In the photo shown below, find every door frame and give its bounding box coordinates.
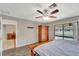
[2,19,17,49]
[38,25,49,42]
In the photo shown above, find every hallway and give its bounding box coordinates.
[2,45,31,56]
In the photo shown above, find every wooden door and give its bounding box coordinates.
[38,25,49,42]
[38,25,42,42]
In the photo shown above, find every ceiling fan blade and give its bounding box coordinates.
[51,9,59,14]
[37,10,43,15]
[35,16,43,18]
[49,3,57,8]
[49,16,56,18]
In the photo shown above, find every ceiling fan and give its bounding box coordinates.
[35,3,59,20]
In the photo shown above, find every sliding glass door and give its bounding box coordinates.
[54,25,63,40]
[54,23,74,40]
[63,23,74,40]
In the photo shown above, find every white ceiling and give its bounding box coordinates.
[0,3,79,23]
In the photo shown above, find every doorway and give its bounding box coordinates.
[2,24,16,50]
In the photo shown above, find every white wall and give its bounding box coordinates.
[0,22,1,39]
[2,25,6,39]
[0,17,1,39]
[0,40,1,54]
[48,25,55,41]
[16,20,38,47]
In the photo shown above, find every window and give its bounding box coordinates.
[54,23,74,40]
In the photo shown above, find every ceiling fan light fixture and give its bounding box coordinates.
[43,17,49,20]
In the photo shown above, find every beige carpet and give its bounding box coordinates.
[2,45,31,56]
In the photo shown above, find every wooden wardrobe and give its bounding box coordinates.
[38,25,49,42]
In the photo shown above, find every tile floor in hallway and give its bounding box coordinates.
[2,45,31,56]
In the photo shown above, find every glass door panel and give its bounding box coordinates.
[63,23,74,40]
[55,25,63,40]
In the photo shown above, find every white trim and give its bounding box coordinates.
[0,16,2,56]
[16,21,18,47]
